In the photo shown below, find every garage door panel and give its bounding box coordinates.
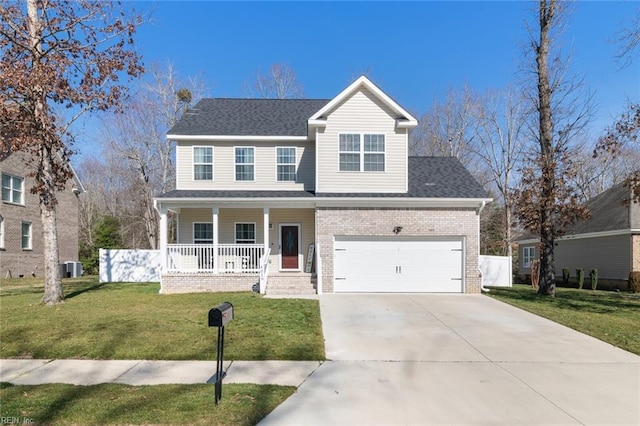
[334,238,463,293]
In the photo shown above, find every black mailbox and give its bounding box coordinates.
[208,302,233,327]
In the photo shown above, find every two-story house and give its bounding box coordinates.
[0,150,84,278]
[154,76,491,295]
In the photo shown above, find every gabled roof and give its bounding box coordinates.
[567,182,636,235]
[308,76,417,128]
[516,181,639,243]
[167,98,330,139]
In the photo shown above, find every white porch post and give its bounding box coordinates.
[212,207,219,273]
[263,207,270,255]
[159,206,168,274]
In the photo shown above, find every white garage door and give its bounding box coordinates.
[334,237,464,293]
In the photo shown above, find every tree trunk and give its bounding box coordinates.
[536,0,557,296]
[41,201,64,305]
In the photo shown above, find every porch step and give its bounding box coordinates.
[266,273,317,296]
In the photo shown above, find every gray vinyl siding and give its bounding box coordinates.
[554,235,631,280]
[517,243,537,276]
[316,88,407,193]
[175,141,315,191]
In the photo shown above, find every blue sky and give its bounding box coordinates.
[76,1,639,159]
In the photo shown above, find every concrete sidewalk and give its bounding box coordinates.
[0,359,321,387]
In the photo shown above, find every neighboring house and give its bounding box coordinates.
[516,182,640,288]
[0,150,84,278]
[154,76,491,295]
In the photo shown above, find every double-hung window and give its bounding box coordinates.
[193,223,213,244]
[339,133,385,172]
[22,222,31,250]
[235,223,256,244]
[193,147,213,181]
[522,246,536,268]
[235,147,255,181]
[2,173,24,204]
[276,147,296,182]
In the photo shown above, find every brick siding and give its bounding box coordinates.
[160,273,258,294]
[316,207,481,293]
[1,152,80,278]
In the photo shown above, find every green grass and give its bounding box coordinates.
[0,277,325,361]
[486,284,640,355]
[0,382,294,425]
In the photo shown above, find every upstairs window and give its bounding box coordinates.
[522,246,536,268]
[2,173,24,204]
[364,134,385,171]
[235,147,255,181]
[193,147,213,181]
[235,223,256,244]
[193,223,213,244]
[339,134,385,172]
[276,147,296,182]
[22,221,32,250]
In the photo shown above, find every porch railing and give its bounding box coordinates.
[166,244,265,274]
[259,248,271,294]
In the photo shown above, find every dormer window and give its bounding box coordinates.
[339,134,385,172]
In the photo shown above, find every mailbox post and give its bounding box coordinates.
[208,302,233,405]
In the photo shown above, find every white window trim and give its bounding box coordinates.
[0,214,4,249]
[2,173,25,205]
[275,146,297,182]
[338,133,386,173]
[234,222,257,244]
[523,246,535,268]
[234,146,256,182]
[192,146,214,181]
[193,222,213,244]
[21,221,32,250]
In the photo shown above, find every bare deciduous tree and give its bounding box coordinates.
[244,63,304,99]
[471,88,528,257]
[0,0,143,304]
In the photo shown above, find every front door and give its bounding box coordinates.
[280,224,300,270]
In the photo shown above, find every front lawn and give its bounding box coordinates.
[0,382,294,425]
[486,284,640,355]
[0,277,325,361]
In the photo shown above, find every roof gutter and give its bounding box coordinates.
[166,134,308,142]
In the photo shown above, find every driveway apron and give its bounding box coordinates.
[260,294,640,426]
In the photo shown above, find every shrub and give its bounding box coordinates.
[562,268,570,286]
[630,271,640,293]
[590,269,598,290]
[576,268,584,289]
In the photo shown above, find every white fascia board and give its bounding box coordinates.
[396,119,418,129]
[308,119,327,128]
[314,197,492,209]
[167,134,308,142]
[516,228,640,245]
[308,76,417,123]
[155,197,316,210]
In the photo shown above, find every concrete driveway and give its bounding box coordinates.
[260,294,640,426]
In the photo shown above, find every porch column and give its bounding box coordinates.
[263,207,270,256]
[159,205,168,273]
[212,207,219,272]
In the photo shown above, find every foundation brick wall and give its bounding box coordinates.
[160,273,258,294]
[316,207,481,293]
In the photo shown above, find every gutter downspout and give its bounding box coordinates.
[477,200,489,292]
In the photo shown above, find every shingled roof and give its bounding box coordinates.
[158,157,489,200]
[168,98,331,137]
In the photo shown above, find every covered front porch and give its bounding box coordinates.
[156,201,317,294]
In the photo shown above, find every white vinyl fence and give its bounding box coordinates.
[99,249,161,283]
[479,255,512,287]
